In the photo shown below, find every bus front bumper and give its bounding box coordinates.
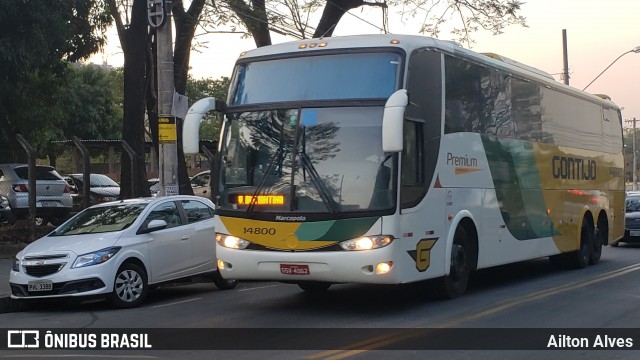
[215,243,403,284]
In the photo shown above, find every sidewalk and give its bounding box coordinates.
[1,245,24,313]
[1,258,11,298]
[1,242,24,298]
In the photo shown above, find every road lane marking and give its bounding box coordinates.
[237,284,280,292]
[151,297,202,309]
[307,263,640,359]
[1,356,156,359]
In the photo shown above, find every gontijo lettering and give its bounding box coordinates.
[552,156,596,180]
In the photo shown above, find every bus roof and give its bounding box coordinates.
[236,34,620,110]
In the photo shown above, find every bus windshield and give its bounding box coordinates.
[230,52,402,105]
[218,107,395,214]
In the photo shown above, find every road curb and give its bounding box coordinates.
[0,296,27,314]
[0,242,25,259]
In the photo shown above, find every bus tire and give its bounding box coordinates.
[589,228,603,265]
[298,282,331,293]
[437,226,472,299]
[212,270,238,290]
[568,222,592,269]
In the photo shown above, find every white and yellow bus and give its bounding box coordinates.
[183,34,624,298]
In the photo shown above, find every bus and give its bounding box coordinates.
[183,34,625,298]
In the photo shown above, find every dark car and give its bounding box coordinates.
[65,173,120,211]
[622,194,640,245]
[0,195,16,226]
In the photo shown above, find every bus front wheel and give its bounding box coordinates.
[297,282,331,293]
[437,227,472,299]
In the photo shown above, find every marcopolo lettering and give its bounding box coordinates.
[552,156,596,180]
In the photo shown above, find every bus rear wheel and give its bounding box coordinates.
[589,228,603,265]
[437,227,471,299]
[568,221,592,269]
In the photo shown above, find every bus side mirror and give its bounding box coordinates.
[382,89,408,153]
[183,97,226,154]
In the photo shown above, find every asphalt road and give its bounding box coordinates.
[2,244,640,359]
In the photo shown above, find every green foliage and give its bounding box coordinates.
[0,0,112,161]
[62,64,123,141]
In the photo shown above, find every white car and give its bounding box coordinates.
[10,195,236,308]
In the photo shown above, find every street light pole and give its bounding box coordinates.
[627,118,639,190]
[583,46,640,91]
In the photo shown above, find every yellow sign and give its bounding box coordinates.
[158,117,176,142]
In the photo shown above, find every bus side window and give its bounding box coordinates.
[445,100,466,133]
[401,120,425,207]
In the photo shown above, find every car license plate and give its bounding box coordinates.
[28,280,53,292]
[630,231,640,237]
[37,201,59,208]
[280,264,310,275]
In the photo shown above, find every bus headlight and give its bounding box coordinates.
[340,236,393,251]
[216,233,250,249]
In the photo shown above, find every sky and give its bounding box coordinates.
[89,0,640,123]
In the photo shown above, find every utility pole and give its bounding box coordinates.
[562,29,570,85]
[148,0,178,197]
[626,118,638,190]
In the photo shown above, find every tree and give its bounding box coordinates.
[0,0,111,162]
[206,0,526,47]
[106,0,151,198]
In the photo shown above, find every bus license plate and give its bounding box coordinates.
[28,280,53,292]
[280,264,310,275]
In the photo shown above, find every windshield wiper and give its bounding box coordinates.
[246,145,285,216]
[298,151,339,213]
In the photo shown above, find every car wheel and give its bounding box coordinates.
[109,262,148,308]
[48,216,66,226]
[211,270,238,290]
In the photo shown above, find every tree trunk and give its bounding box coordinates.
[313,0,366,38]
[172,0,206,195]
[119,0,150,199]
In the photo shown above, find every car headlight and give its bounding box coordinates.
[12,258,20,272]
[216,233,250,249]
[72,246,121,268]
[340,235,394,251]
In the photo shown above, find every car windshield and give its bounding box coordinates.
[626,196,640,213]
[51,203,148,235]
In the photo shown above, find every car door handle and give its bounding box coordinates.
[181,235,190,241]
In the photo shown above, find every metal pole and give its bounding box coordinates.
[156,0,178,197]
[634,118,638,190]
[562,29,570,85]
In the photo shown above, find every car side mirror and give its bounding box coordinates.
[138,219,168,234]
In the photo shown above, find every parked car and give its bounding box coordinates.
[621,193,640,245]
[0,164,72,225]
[148,178,160,197]
[65,173,120,210]
[190,170,211,198]
[0,195,16,226]
[10,195,237,308]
